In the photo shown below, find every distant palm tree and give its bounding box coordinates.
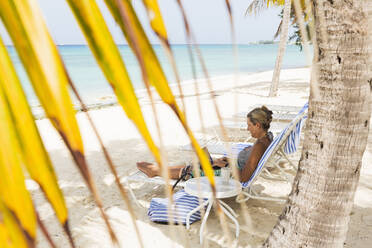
[247,0,313,97]
[269,0,291,97]
[246,0,290,97]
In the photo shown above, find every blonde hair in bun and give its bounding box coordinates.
[247,105,273,131]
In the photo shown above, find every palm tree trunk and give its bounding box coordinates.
[269,0,291,97]
[367,0,372,77]
[263,1,371,247]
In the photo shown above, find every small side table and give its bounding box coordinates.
[184,176,242,243]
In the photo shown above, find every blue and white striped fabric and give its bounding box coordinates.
[283,103,308,154]
[241,103,308,188]
[148,190,206,225]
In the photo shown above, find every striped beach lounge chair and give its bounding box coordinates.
[237,102,308,203]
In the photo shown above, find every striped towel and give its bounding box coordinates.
[148,190,206,225]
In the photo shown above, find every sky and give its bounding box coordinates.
[0,0,283,45]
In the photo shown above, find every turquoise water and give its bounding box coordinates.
[6,44,309,108]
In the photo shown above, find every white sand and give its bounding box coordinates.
[31,67,372,247]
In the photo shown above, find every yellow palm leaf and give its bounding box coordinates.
[0,1,117,243]
[0,0,84,166]
[0,37,68,227]
[0,86,36,244]
[267,0,285,7]
[0,222,7,248]
[104,0,174,103]
[105,0,216,186]
[0,218,12,248]
[141,0,168,42]
[0,202,28,248]
[65,0,161,164]
[0,201,31,248]
[0,224,10,248]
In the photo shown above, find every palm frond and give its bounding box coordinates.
[0,84,36,245]
[105,0,216,188]
[246,0,285,16]
[141,0,187,115]
[0,201,29,248]
[66,0,161,166]
[246,0,269,16]
[0,0,117,244]
[0,36,69,236]
[141,0,168,43]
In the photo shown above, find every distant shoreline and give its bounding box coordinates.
[6,42,292,47]
[32,66,308,120]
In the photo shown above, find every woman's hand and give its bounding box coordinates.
[213,157,229,168]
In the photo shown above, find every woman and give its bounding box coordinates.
[137,106,273,183]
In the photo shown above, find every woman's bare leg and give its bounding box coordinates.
[136,162,160,177]
[136,162,186,179]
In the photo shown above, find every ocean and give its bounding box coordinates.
[6,44,309,114]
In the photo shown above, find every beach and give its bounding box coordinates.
[31,67,372,247]
[7,44,309,119]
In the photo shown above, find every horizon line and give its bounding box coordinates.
[5,41,281,46]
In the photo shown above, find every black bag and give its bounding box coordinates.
[172,149,216,190]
